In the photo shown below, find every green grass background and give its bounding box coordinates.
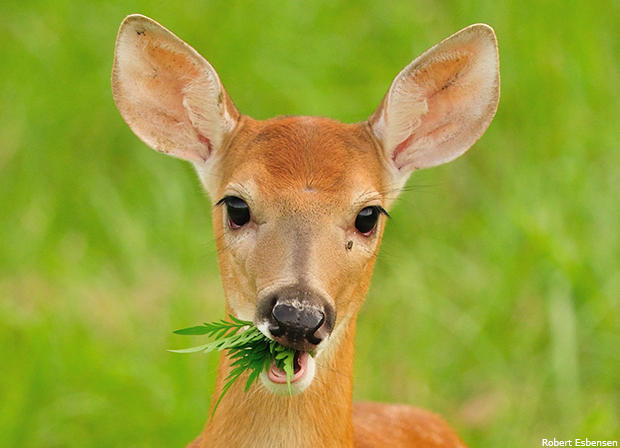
[1,0,619,446]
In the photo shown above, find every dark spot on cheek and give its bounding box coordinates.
[136,30,145,36]
[346,241,353,250]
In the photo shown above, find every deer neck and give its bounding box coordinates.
[200,315,358,448]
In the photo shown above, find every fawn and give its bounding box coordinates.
[112,14,499,448]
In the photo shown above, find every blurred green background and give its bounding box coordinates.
[1,0,619,446]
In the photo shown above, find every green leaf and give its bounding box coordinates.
[171,314,298,417]
[275,351,290,360]
[173,326,213,335]
[167,344,213,353]
[245,367,261,392]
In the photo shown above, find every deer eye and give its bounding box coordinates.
[355,206,385,235]
[220,196,251,228]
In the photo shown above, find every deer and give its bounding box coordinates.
[111,14,499,448]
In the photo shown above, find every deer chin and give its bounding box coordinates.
[260,351,316,395]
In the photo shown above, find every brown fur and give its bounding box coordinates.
[353,403,468,448]
[193,116,468,448]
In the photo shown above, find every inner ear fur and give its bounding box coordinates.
[369,24,500,184]
[112,14,239,164]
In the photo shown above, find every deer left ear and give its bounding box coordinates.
[369,24,500,190]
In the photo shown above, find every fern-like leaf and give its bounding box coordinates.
[170,315,297,417]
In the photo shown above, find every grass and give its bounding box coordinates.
[1,0,619,446]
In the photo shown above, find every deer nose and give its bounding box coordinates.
[271,302,326,346]
[255,285,335,352]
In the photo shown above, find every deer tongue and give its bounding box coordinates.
[267,351,309,384]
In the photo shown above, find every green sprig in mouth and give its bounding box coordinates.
[170,315,311,417]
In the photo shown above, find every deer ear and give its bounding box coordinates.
[369,24,500,189]
[112,14,239,164]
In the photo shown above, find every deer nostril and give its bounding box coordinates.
[272,303,297,327]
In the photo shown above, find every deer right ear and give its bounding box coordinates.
[369,24,500,192]
[112,14,239,164]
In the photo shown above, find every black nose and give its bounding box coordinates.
[271,302,326,346]
[255,284,335,351]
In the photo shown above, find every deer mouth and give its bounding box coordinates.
[267,351,310,384]
[261,350,316,394]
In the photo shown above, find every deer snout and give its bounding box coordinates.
[256,286,335,352]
